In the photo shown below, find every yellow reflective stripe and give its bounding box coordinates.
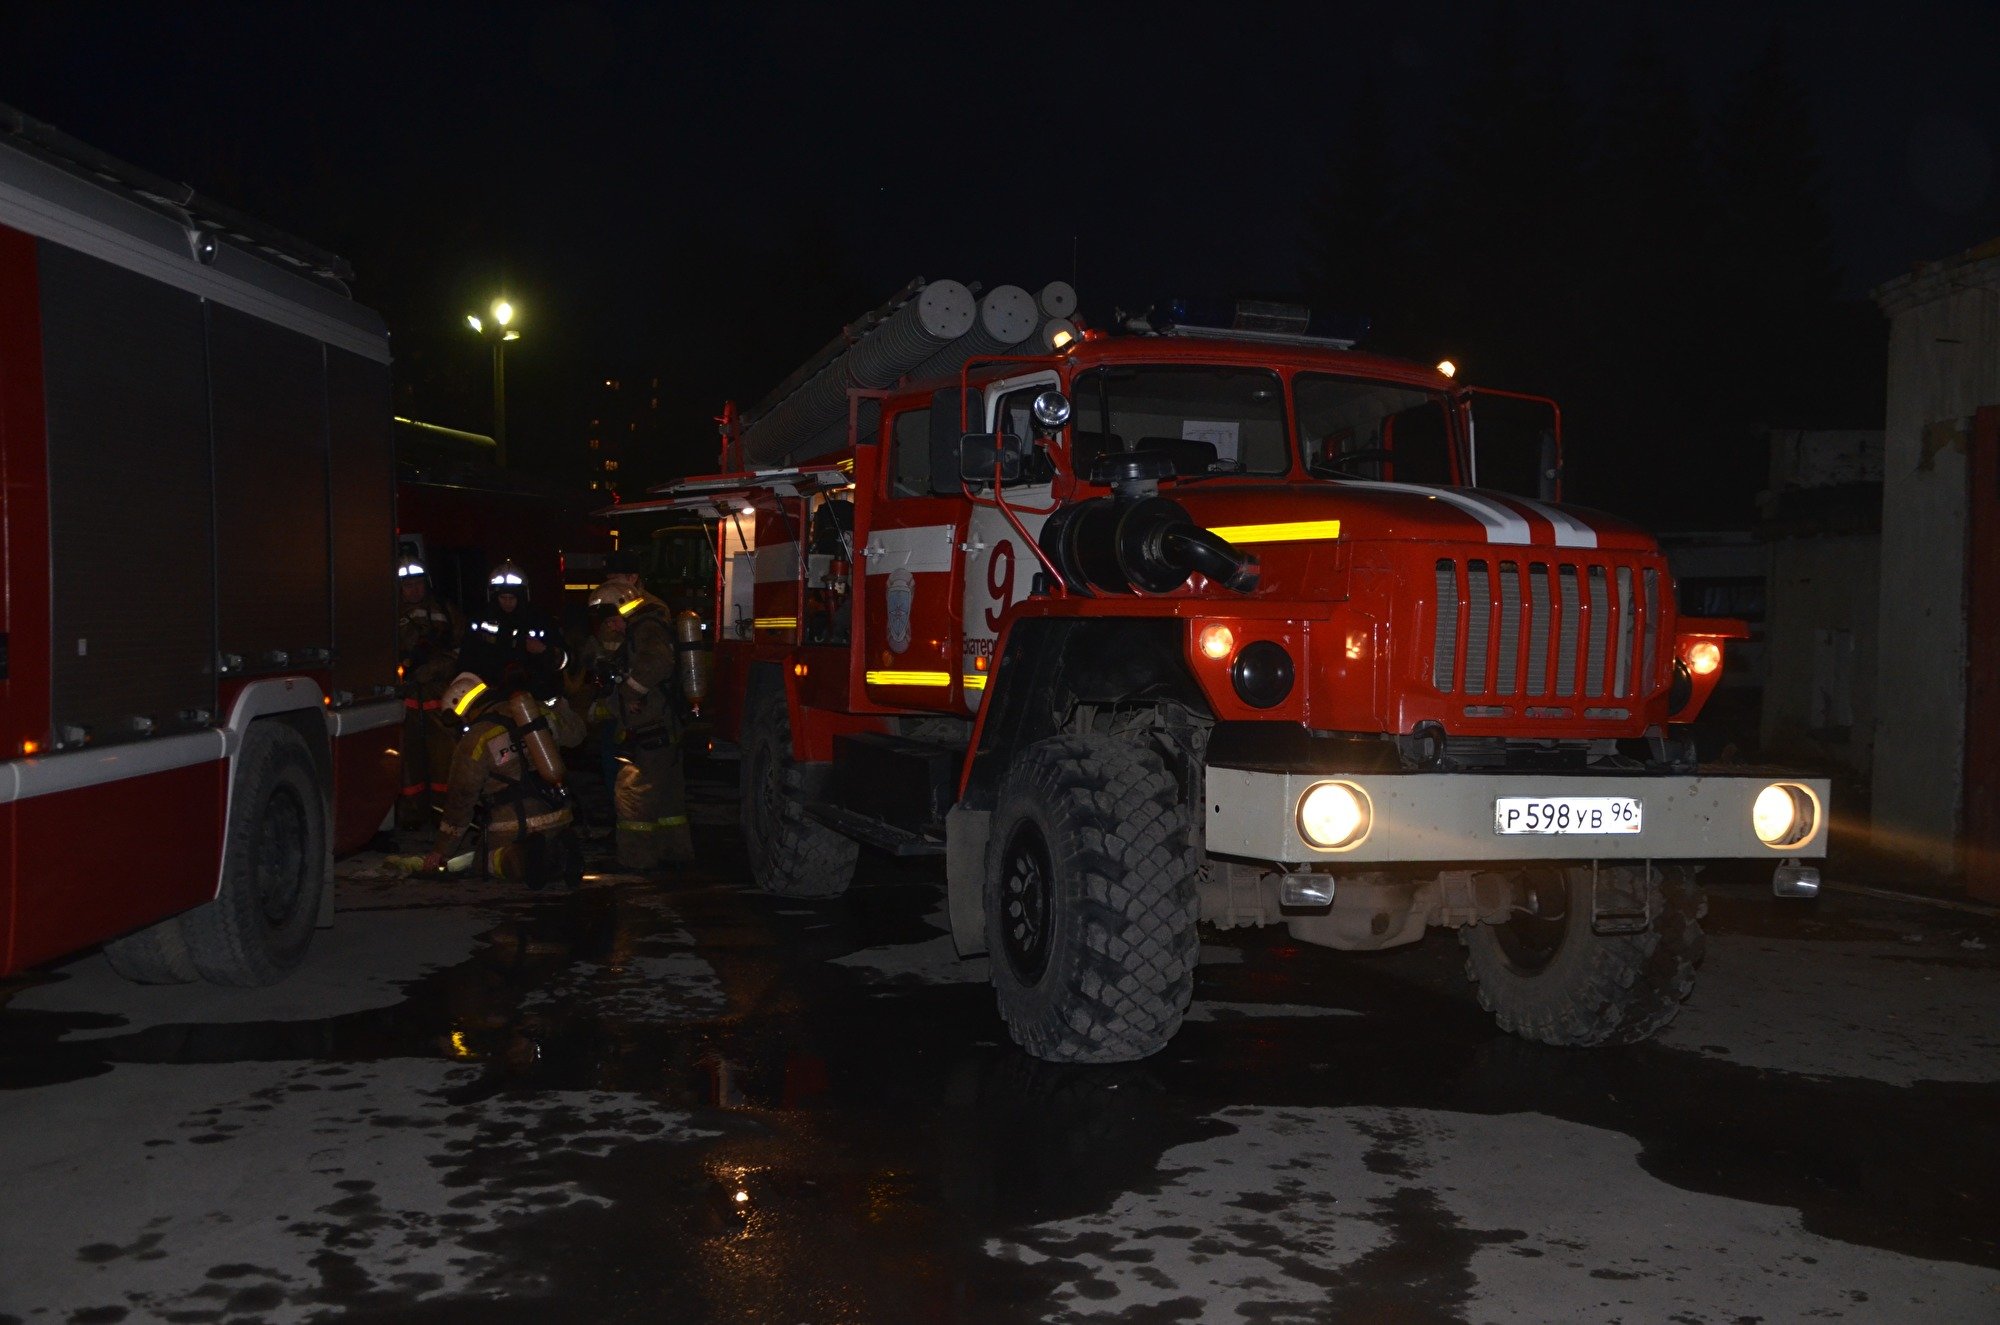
[866,670,952,687]
[617,597,644,615]
[620,816,690,831]
[452,681,488,716]
[655,815,688,827]
[1206,519,1342,544]
[962,673,988,690]
[752,617,798,630]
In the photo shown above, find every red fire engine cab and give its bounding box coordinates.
[626,280,1829,1064]
[0,106,400,983]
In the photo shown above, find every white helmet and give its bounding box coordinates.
[442,671,491,721]
[588,582,641,615]
[487,561,528,602]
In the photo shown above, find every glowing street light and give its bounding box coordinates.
[465,297,521,466]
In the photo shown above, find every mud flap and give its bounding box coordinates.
[946,803,990,956]
[1589,859,1652,935]
[316,842,336,929]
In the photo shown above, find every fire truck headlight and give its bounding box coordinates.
[1298,781,1371,850]
[1230,640,1294,708]
[1752,783,1818,848]
[1686,640,1722,676]
[1197,623,1235,661]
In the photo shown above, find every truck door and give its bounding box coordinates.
[959,370,1062,713]
[858,399,965,710]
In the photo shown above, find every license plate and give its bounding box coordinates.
[1494,796,1643,835]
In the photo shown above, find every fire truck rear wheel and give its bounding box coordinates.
[984,734,1198,1063]
[742,691,857,897]
[1459,864,1705,1047]
[183,722,327,987]
[103,915,198,984]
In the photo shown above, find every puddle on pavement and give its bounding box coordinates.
[3,790,1997,1322]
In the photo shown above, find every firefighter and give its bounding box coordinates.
[460,560,565,702]
[395,554,463,828]
[582,580,694,870]
[419,672,584,890]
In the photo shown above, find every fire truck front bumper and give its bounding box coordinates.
[1204,767,1831,864]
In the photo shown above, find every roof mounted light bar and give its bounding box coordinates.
[1132,297,1367,350]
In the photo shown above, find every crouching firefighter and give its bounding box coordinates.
[585,582,694,870]
[420,673,585,890]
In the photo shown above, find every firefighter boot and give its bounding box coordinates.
[615,752,667,871]
[655,741,695,866]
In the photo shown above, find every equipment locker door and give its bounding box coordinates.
[959,370,1061,713]
[859,400,964,710]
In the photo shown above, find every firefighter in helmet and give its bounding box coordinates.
[459,560,566,705]
[420,672,584,889]
[395,553,464,828]
[582,577,693,870]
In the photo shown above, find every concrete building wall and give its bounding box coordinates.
[1870,246,2000,869]
[1761,534,1880,776]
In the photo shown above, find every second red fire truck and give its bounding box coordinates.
[625,279,1830,1065]
[0,106,400,985]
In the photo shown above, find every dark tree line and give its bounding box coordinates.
[1302,27,1883,528]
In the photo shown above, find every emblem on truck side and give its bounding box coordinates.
[886,568,915,654]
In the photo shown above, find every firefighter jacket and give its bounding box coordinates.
[397,594,462,690]
[433,701,571,853]
[461,601,565,701]
[586,594,680,742]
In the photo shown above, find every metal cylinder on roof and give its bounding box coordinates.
[909,284,1037,382]
[739,279,974,465]
[1037,280,1077,319]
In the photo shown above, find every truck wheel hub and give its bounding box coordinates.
[999,821,1055,981]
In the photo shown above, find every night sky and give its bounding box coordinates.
[4,1,1998,502]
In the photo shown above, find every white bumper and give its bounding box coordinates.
[1204,766,1830,863]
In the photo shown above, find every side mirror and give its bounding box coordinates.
[960,432,1024,483]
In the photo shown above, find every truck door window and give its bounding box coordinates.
[890,407,933,497]
[1294,374,1456,486]
[1071,366,1288,477]
[993,385,1059,485]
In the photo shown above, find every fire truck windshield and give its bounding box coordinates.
[1070,366,1289,478]
[1295,374,1457,486]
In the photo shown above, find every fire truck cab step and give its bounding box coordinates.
[826,732,958,835]
[804,802,947,857]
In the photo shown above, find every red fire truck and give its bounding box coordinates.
[626,280,1829,1064]
[0,107,400,984]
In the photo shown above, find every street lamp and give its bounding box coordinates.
[465,298,521,466]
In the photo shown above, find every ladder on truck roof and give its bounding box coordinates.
[0,100,356,292]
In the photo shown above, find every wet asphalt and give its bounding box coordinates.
[2,764,1998,1323]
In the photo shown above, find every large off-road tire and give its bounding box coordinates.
[1460,863,1705,1047]
[182,721,328,987]
[740,689,857,898]
[984,734,1198,1063]
[103,915,198,984]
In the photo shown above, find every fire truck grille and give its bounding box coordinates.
[1432,558,1660,703]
